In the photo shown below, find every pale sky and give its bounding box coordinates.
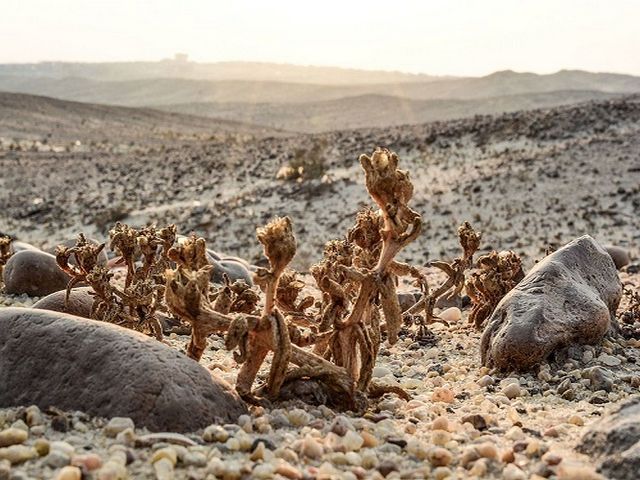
[1,0,639,76]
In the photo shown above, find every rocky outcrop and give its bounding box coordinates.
[2,250,70,297]
[578,398,640,480]
[481,235,621,370]
[0,308,247,432]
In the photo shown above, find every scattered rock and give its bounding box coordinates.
[33,287,94,318]
[0,308,247,432]
[604,245,630,270]
[3,250,70,297]
[578,397,640,480]
[481,236,622,370]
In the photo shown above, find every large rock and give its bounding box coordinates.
[0,308,247,432]
[210,258,253,286]
[578,398,640,480]
[3,250,70,297]
[33,287,94,318]
[480,235,621,370]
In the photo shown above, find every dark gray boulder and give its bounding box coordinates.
[604,245,631,270]
[480,235,621,371]
[3,250,70,297]
[210,258,253,286]
[0,308,247,432]
[33,286,94,318]
[578,397,640,480]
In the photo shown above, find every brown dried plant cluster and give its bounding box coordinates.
[56,147,506,411]
[164,147,423,410]
[621,286,640,325]
[403,222,481,335]
[466,250,524,328]
[0,236,13,287]
[56,225,177,340]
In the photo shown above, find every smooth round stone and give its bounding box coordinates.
[502,382,522,399]
[427,447,452,467]
[439,307,462,323]
[3,250,70,297]
[0,429,28,448]
[54,466,81,480]
[604,245,630,270]
[33,287,94,319]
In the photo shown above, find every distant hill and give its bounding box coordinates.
[0,60,447,85]
[155,90,623,132]
[0,92,283,143]
[1,61,639,133]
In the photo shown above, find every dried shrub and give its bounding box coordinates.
[165,147,421,410]
[0,236,13,287]
[466,250,524,328]
[277,139,328,181]
[404,222,480,334]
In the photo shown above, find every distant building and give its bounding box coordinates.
[173,53,189,63]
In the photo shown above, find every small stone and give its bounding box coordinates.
[503,463,527,480]
[0,429,27,448]
[55,466,82,480]
[502,382,522,399]
[361,431,379,448]
[427,447,452,467]
[34,438,49,456]
[478,375,495,387]
[598,354,621,367]
[461,414,487,431]
[51,414,70,432]
[469,458,489,476]
[557,461,603,479]
[433,466,452,480]
[202,425,229,443]
[543,427,559,438]
[275,461,302,479]
[151,447,177,466]
[542,452,563,466]
[104,417,135,438]
[300,435,323,459]
[342,431,364,452]
[0,460,9,480]
[432,416,449,431]
[152,457,174,480]
[377,460,398,477]
[45,451,71,468]
[568,415,584,426]
[287,409,311,427]
[432,387,455,403]
[372,366,393,378]
[502,449,515,463]
[439,307,462,323]
[0,445,38,464]
[24,406,44,427]
[431,430,451,446]
[476,442,498,459]
[71,453,103,471]
[182,451,207,467]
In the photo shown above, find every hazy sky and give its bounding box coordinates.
[2,0,639,76]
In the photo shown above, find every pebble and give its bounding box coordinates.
[502,382,522,399]
[104,417,135,438]
[557,461,603,479]
[342,431,364,451]
[152,457,174,480]
[598,354,621,367]
[372,366,393,378]
[25,406,44,427]
[432,416,449,431]
[0,429,27,448]
[71,453,103,471]
[0,445,38,464]
[275,461,302,479]
[478,375,495,387]
[54,466,82,480]
[503,463,527,480]
[432,387,455,403]
[202,425,229,443]
[439,307,462,322]
[45,451,71,468]
[300,435,323,459]
[427,447,452,467]
[475,441,498,459]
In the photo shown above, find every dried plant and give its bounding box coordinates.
[0,236,13,287]
[404,222,481,331]
[56,225,178,340]
[466,250,524,328]
[165,147,421,410]
[621,286,640,325]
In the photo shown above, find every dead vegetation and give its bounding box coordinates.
[466,250,524,328]
[0,236,12,287]
[53,147,521,411]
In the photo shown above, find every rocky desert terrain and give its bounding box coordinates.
[0,92,639,480]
